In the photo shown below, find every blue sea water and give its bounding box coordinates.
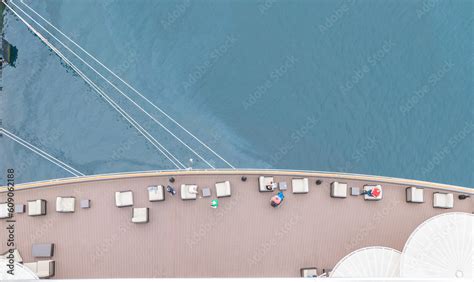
[0,0,472,187]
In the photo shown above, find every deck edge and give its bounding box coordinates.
[1,169,472,194]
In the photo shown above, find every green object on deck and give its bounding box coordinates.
[211,199,218,209]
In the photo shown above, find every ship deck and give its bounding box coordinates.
[0,170,472,278]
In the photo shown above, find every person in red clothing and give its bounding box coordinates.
[270,191,285,207]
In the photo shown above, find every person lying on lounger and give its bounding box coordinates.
[361,187,381,198]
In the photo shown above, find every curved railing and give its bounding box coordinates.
[1,169,472,194]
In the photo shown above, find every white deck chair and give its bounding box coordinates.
[292,178,309,194]
[259,176,275,192]
[148,185,165,202]
[27,200,47,216]
[406,187,424,203]
[216,181,231,198]
[132,208,149,223]
[331,182,348,198]
[433,193,454,208]
[24,260,55,278]
[0,202,11,219]
[181,184,198,200]
[56,197,75,212]
[115,191,134,207]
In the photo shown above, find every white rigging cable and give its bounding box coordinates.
[18,0,236,169]
[12,0,217,169]
[7,0,185,169]
[1,128,84,176]
[3,1,185,169]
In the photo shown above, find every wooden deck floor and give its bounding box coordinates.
[0,171,472,278]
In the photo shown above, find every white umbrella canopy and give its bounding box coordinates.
[400,212,473,279]
[0,258,38,280]
[330,246,401,278]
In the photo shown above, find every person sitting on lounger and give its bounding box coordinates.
[266,181,278,191]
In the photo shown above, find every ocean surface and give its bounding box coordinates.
[0,0,472,187]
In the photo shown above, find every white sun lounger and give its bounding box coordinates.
[24,260,55,278]
[115,191,134,207]
[292,178,309,194]
[148,185,165,202]
[56,197,75,213]
[216,181,231,198]
[331,182,348,198]
[433,192,454,208]
[181,184,198,200]
[0,202,11,219]
[259,176,275,192]
[132,208,149,223]
[406,187,424,203]
[27,200,47,216]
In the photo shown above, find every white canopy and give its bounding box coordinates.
[0,258,38,280]
[330,246,401,278]
[400,212,473,279]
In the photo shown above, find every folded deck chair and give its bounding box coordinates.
[330,182,348,198]
[115,191,134,207]
[433,192,454,208]
[259,176,275,192]
[292,178,309,194]
[181,184,198,200]
[27,199,47,216]
[24,260,55,278]
[0,202,11,219]
[56,197,75,212]
[148,185,165,202]
[132,208,149,223]
[406,187,424,203]
[215,181,231,198]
